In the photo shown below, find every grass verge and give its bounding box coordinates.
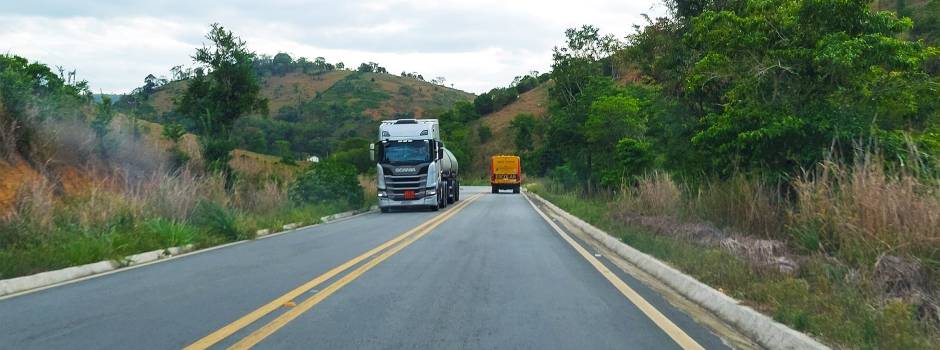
[528,183,936,350]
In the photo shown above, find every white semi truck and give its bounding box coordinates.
[370,119,459,212]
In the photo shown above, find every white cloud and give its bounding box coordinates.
[0,1,667,94]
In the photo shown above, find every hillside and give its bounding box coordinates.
[131,69,474,159]
[467,83,550,177]
[134,118,303,180]
[145,70,474,118]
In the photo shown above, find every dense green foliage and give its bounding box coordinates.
[289,160,364,206]
[519,1,939,185]
[0,55,90,161]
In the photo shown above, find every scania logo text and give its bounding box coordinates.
[394,167,417,174]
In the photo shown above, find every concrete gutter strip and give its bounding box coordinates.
[320,205,379,223]
[1,206,379,298]
[526,192,830,350]
[0,244,195,297]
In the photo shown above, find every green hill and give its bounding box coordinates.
[123,67,474,159]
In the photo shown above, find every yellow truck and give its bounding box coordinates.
[490,155,522,194]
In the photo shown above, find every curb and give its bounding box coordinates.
[1,206,380,299]
[0,244,195,298]
[319,205,379,223]
[255,205,379,238]
[526,191,829,350]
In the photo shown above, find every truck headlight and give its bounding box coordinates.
[377,191,387,197]
[426,190,436,196]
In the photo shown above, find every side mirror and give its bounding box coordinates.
[369,143,375,162]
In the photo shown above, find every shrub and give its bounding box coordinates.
[616,137,653,178]
[140,218,197,247]
[191,201,241,240]
[477,125,492,143]
[289,160,364,206]
[548,163,579,190]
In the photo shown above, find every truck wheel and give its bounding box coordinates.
[447,180,455,204]
[513,185,520,194]
[441,185,449,208]
[492,185,498,194]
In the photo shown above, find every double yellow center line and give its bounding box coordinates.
[186,193,483,350]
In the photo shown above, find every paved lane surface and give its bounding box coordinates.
[0,186,730,349]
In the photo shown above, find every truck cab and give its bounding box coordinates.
[371,119,459,212]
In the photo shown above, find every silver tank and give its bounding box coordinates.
[440,148,458,178]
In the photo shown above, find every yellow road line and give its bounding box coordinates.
[185,194,481,350]
[227,194,481,349]
[524,195,705,350]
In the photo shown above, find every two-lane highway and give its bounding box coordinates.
[0,186,733,349]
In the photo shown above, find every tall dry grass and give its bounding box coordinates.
[689,175,788,239]
[792,157,940,262]
[613,156,940,261]
[613,172,787,239]
[127,170,228,222]
[359,174,378,203]
[233,179,289,214]
[615,171,682,216]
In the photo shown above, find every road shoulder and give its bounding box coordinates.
[525,190,829,350]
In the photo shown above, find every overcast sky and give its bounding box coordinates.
[0,0,667,94]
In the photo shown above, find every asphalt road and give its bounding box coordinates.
[0,186,732,350]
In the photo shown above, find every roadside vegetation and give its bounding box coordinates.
[0,24,368,279]
[516,0,940,348]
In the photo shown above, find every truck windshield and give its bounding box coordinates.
[383,140,430,165]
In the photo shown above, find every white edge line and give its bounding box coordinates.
[522,193,705,350]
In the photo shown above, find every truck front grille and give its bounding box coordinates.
[384,174,428,200]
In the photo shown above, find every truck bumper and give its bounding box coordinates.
[378,196,438,209]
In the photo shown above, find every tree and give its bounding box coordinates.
[170,65,184,80]
[142,74,159,96]
[686,0,940,175]
[473,93,494,114]
[272,52,293,75]
[584,94,645,185]
[91,95,114,157]
[510,113,538,151]
[357,62,372,72]
[514,74,540,93]
[162,123,190,171]
[176,23,268,176]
